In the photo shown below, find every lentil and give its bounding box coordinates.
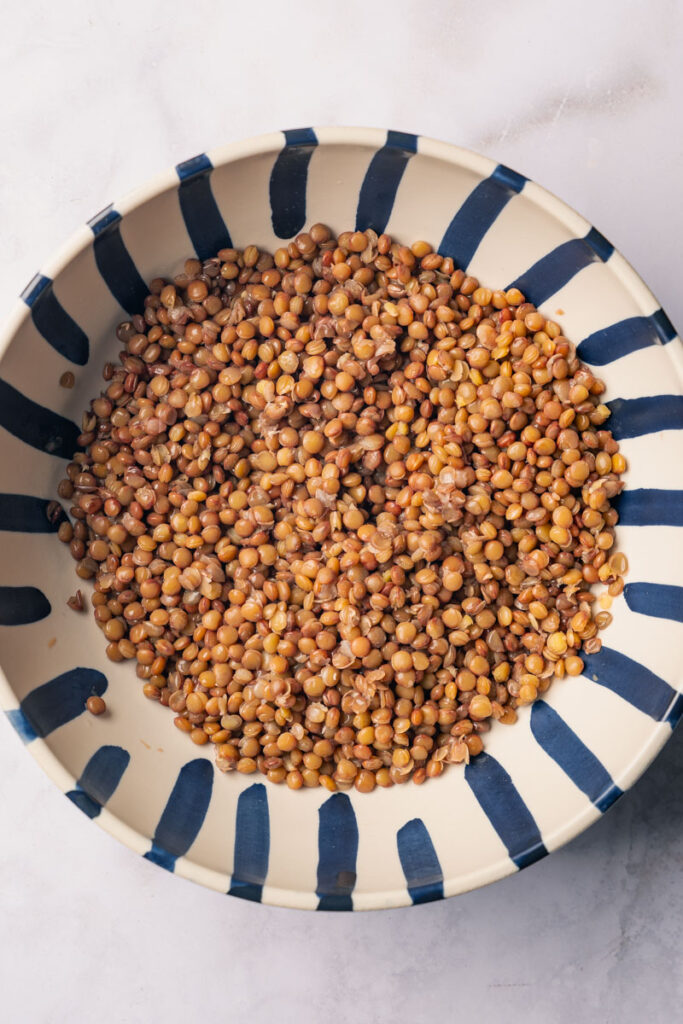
[86,695,106,716]
[56,227,627,790]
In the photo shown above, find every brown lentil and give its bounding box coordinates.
[56,227,627,790]
[86,695,106,716]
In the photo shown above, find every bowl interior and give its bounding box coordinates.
[0,127,681,910]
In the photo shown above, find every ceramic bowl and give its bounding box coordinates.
[1,127,681,911]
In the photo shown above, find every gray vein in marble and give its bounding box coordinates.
[478,69,659,147]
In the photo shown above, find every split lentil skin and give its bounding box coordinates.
[56,226,628,791]
[67,589,85,612]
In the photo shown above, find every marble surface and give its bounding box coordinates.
[1,1,682,1021]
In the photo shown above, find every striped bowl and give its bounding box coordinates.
[0,127,681,911]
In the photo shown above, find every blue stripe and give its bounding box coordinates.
[20,274,52,307]
[605,395,683,439]
[583,646,679,721]
[623,582,683,623]
[584,227,614,261]
[577,311,676,366]
[144,759,213,871]
[465,753,547,869]
[666,693,683,729]
[20,274,89,366]
[396,818,444,904]
[612,488,683,527]
[176,153,232,260]
[19,667,107,738]
[316,793,358,911]
[6,709,38,743]
[439,163,527,270]
[0,378,80,459]
[269,128,318,239]
[67,791,105,819]
[651,309,678,342]
[508,228,614,307]
[66,745,130,819]
[530,701,622,813]
[228,783,270,902]
[355,130,418,235]
[0,493,67,532]
[88,205,148,316]
[0,586,51,625]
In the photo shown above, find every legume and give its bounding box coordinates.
[86,695,106,715]
[56,227,627,790]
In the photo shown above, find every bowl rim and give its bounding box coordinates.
[0,125,680,911]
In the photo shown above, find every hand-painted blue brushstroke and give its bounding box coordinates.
[88,204,148,316]
[66,792,103,818]
[650,309,677,342]
[0,586,51,625]
[612,488,683,527]
[0,377,80,459]
[576,311,676,366]
[583,646,679,721]
[176,154,232,260]
[355,130,418,236]
[583,227,614,261]
[665,692,683,729]
[6,708,38,743]
[623,582,683,623]
[439,163,526,271]
[605,395,683,440]
[507,228,614,307]
[317,792,358,911]
[530,701,622,813]
[269,128,318,239]
[0,493,67,532]
[144,758,213,871]
[19,667,107,738]
[20,273,89,366]
[396,818,444,904]
[228,783,270,902]
[465,753,547,869]
[66,745,130,819]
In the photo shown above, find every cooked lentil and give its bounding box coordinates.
[56,226,627,790]
[86,695,106,715]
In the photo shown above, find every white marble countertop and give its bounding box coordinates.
[1,2,681,1021]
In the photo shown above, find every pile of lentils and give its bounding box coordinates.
[56,225,628,793]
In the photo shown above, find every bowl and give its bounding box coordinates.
[0,126,681,911]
